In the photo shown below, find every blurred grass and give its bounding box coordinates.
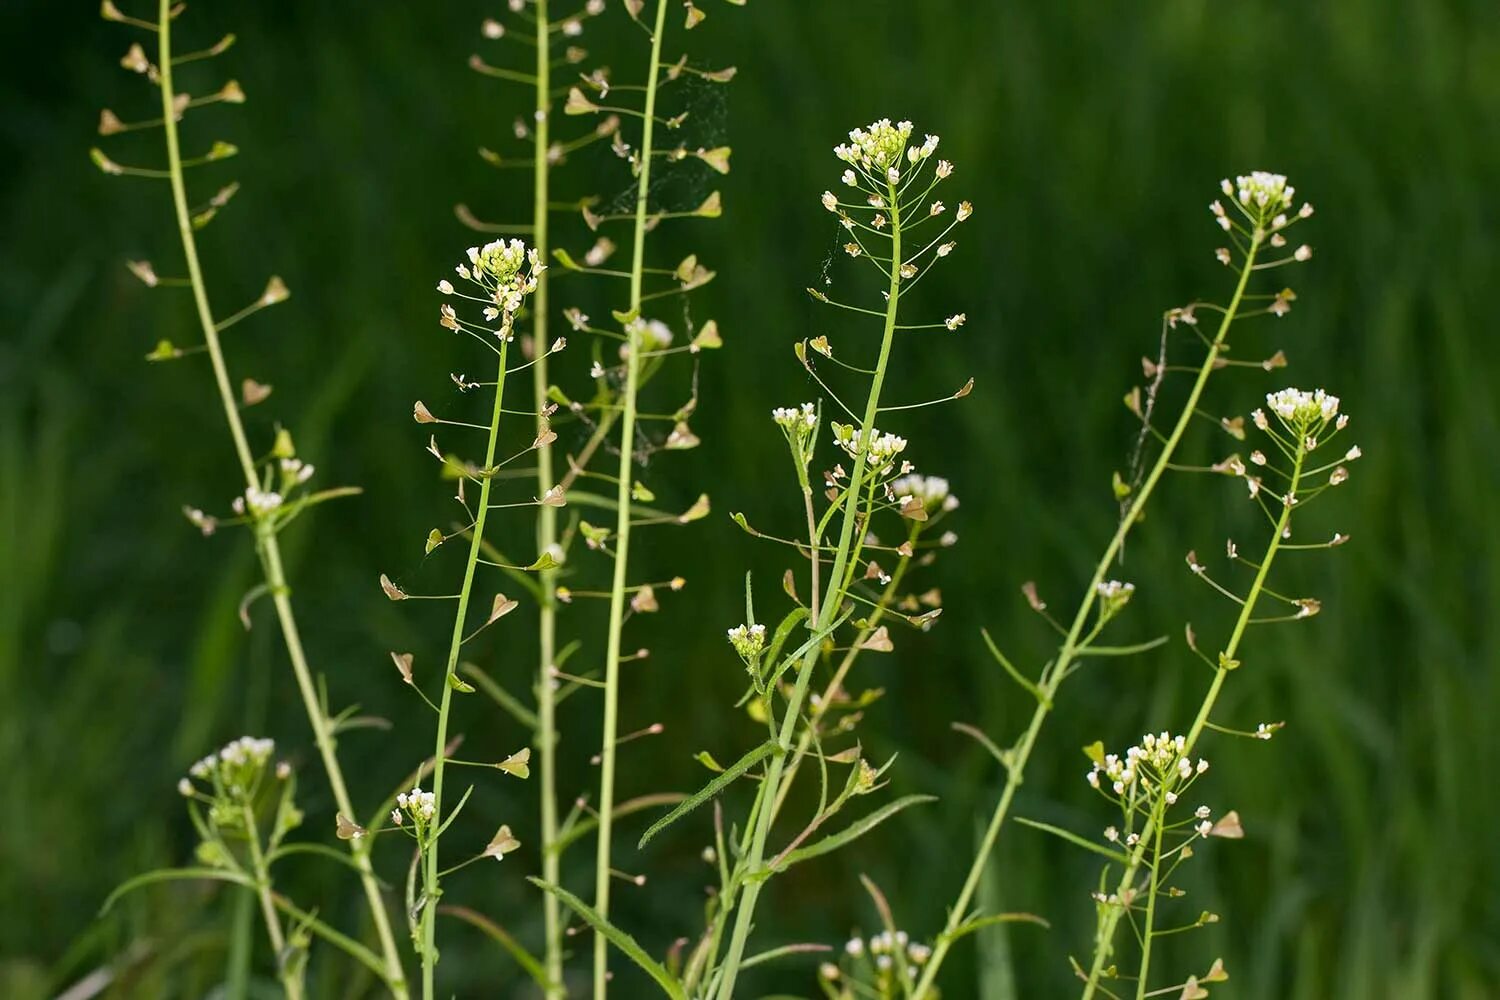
[2,0,1497,996]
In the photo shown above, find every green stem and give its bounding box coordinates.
[714,177,907,1000]
[1133,802,1167,1000]
[155,3,406,993]
[243,802,303,1000]
[529,3,563,995]
[420,338,512,999]
[911,232,1264,1000]
[1079,443,1305,999]
[592,3,668,997]
[769,522,921,823]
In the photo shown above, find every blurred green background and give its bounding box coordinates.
[3,0,1498,997]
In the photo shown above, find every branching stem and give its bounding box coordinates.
[911,232,1265,1000]
[155,2,406,991]
[421,337,512,999]
[713,174,907,1000]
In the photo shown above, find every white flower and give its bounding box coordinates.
[890,474,953,511]
[930,200,945,216]
[1265,388,1341,429]
[945,313,966,330]
[1234,171,1295,211]
[437,280,454,294]
[1196,820,1212,836]
[772,402,817,432]
[241,487,284,517]
[935,159,952,178]
[841,169,857,187]
[936,241,955,257]
[833,118,916,172]
[955,200,972,221]
[845,937,865,957]
[1294,244,1313,261]
[727,623,766,659]
[821,190,838,212]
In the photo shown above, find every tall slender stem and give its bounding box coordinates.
[714,178,906,1000]
[911,233,1264,1000]
[242,802,303,1000]
[529,3,564,995]
[154,3,406,992]
[1079,443,1305,999]
[592,3,669,996]
[419,337,511,999]
[1133,801,1167,1000]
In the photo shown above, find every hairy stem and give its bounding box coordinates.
[529,2,564,995]
[421,338,512,999]
[714,178,907,1000]
[1079,443,1304,999]
[911,232,1264,1000]
[592,3,669,995]
[155,3,406,991]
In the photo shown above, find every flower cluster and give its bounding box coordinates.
[1209,171,1314,268]
[726,623,766,662]
[394,785,437,831]
[834,118,922,175]
[232,485,284,518]
[1094,579,1136,619]
[772,402,818,432]
[183,735,276,797]
[889,473,958,514]
[831,422,908,473]
[442,237,544,338]
[1228,171,1295,212]
[1264,387,1340,430]
[821,930,933,993]
[1087,731,1208,799]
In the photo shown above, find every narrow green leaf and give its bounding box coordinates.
[549,793,686,856]
[270,892,390,981]
[982,628,1050,707]
[1075,634,1170,658]
[100,866,255,914]
[1015,817,1130,864]
[778,795,938,869]
[740,941,834,970]
[529,879,685,1000]
[639,741,776,847]
[440,904,552,992]
[951,722,1010,771]
[941,911,1052,947]
[764,606,810,672]
[265,842,387,884]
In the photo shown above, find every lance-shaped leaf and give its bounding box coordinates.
[638,740,777,847]
[776,794,938,870]
[1014,816,1129,864]
[528,880,687,1000]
